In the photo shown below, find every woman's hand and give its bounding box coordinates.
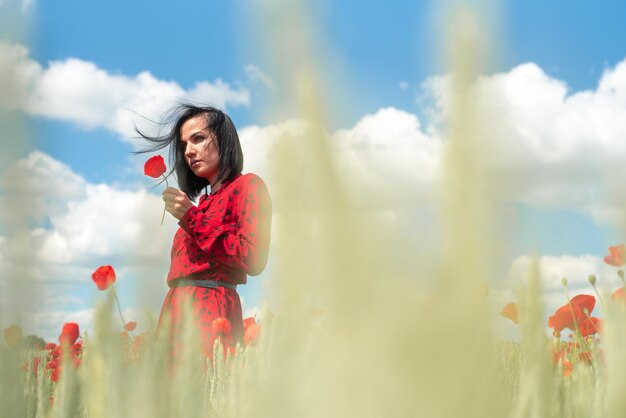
[162,187,195,220]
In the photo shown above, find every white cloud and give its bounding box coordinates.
[0,150,86,225]
[333,107,442,206]
[239,118,309,181]
[239,108,441,210]
[421,58,626,225]
[244,64,275,89]
[0,41,250,142]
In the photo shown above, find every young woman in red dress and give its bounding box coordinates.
[138,104,271,356]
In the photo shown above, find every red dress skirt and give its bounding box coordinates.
[157,173,271,357]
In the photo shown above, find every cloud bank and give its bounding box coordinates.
[0,41,250,142]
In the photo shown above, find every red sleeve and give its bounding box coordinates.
[178,175,272,276]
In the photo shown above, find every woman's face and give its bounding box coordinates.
[180,114,220,183]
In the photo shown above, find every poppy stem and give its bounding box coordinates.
[590,283,605,308]
[160,175,170,225]
[112,287,127,330]
[561,282,589,353]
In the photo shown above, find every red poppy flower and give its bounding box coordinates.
[70,342,82,357]
[3,325,23,348]
[579,317,602,337]
[50,367,60,383]
[500,302,519,324]
[132,332,146,354]
[243,317,257,330]
[604,245,625,267]
[49,346,61,360]
[553,349,565,366]
[562,360,573,377]
[611,287,626,302]
[91,265,116,291]
[144,155,167,178]
[548,295,595,332]
[59,323,80,346]
[45,342,57,350]
[211,318,231,337]
[124,321,137,331]
[244,324,261,346]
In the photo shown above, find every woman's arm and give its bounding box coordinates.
[178,175,272,276]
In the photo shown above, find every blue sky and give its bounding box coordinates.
[1,0,625,339]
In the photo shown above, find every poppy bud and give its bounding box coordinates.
[618,270,624,279]
[244,324,261,346]
[59,323,80,346]
[91,265,116,291]
[124,321,137,332]
[588,275,596,285]
[561,278,568,287]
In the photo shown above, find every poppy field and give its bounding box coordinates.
[3,245,626,418]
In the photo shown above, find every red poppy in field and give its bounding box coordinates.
[548,294,595,332]
[562,360,573,377]
[59,322,80,346]
[50,367,60,383]
[553,349,565,366]
[604,245,625,267]
[45,342,57,350]
[91,265,116,291]
[244,324,261,346]
[500,302,519,324]
[611,287,626,302]
[144,155,167,178]
[243,317,257,330]
[211,317,231,337]
[3,325,23,348]
[579,317,602,337]
[124,321,137,331]
[132,332,146,351]
[70,342,82,357]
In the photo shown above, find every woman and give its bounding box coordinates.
[138,103,271,356]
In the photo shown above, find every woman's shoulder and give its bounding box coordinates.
[233,172,267,188]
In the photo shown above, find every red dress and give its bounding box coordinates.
[157,173,271,356]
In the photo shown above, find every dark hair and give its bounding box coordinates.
[135,103,244,200]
